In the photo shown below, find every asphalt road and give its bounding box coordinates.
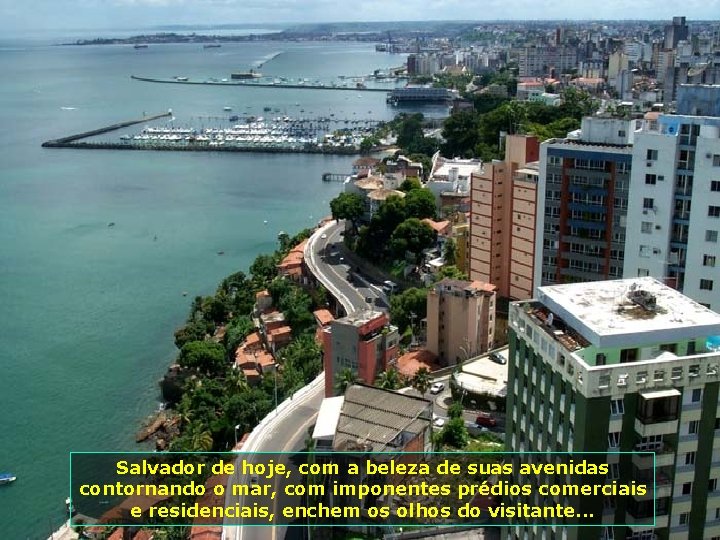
[225,381,323,540]
[306,220,387,314]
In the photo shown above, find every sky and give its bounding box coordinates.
[0,0,718,33]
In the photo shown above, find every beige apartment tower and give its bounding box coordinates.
[426,278,497,365]
[470,134,540,300]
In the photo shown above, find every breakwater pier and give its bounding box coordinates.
[42,111,172,146]
[131,75,395,93]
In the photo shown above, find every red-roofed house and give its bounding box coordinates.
[313,308,335,344]
[190,527,223,540]
[421,218,451,237]
[277,239,308,281]
[267,325,292,352]
[255,289,272,312]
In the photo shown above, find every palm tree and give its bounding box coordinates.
[188,424,214,452]
[335,368,358,395]
[376,368,400,390]
[412,367,431,396]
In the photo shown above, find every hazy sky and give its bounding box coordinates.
[0,0,717,33]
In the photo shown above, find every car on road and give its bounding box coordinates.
[432,414,446,428]
[490,351,506,365]
[320,233,327,239]
[476,412,497,428]
[382,280,398,294]
[429,382,445,395]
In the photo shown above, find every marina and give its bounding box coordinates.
[43,114,384,154]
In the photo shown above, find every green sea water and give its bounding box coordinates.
[0,35,444,538]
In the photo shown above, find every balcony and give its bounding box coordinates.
[636,417,678,437]
[633,442,675,468]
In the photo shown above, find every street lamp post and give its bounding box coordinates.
[234,424,241,447]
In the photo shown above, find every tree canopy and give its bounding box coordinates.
[329,192,364,232]
[389,218,437,263]
[178,341,227,377]
[389,287,429,333]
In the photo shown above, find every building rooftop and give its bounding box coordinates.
[333,384,431,452]
[335,310,386,328]
[313,308,335,327]
[354,176,385,191]
[535,277,720,349]
[367,188,406,201]
[312,395,345,441]
[455,347,509,398]
[434,278,497,295]
[431,156,482,181]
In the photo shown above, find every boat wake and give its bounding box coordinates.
[251,51,283,68]
[60,107,77,110]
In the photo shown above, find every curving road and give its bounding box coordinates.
[305,220,387,315]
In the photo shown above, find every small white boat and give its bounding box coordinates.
[0,473,16,485]
[223,106,232,111]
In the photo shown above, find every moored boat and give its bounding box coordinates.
[0,473,16,485]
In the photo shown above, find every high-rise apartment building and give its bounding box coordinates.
[470,134,539,300]
[426,278,497,364]
[535,116,635,288]
[322,310,399,397]
[624,85,720,312]
[506,277,720,540]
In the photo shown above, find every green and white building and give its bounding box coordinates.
[506,277,720,540]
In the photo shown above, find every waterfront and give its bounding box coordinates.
[0,35,444,539]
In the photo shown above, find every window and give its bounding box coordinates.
[712,180,720,192]
[680,511,690,525]
[710,478,718,492]
[689,420,700,434]
[643,198,655,209]
[691,388,702,402]
[637,268,650,277]
[620,348,638,363]
[714,155,720,167]
[608,432,620,448]
[707,230,719,243]
[701,279,714,291]
[610,399,624,415]
[647,149,658,160]
[710,205,720,218]
[682,482,692,496]
[705,255,717,267]
[596,353,607,366]
[645,174,657,185]
[685,451,696,465]
[641,221,652,233]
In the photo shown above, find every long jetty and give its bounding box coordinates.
[130,75,392,93]
[42,111,172,146]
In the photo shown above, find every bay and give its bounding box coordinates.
[0,36,442,538]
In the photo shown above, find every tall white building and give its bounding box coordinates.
[624,86,720,312]
[506,277,720,540]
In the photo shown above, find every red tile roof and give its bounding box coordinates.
[396,349,441,378]
[313,309,334,327]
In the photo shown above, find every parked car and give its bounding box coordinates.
[432,414,446,428]
[430,382,445,395]
[476,412,497,428]
[490,351,506,365]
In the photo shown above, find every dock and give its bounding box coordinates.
[322,173,350,182]
[42,111,172,146]
[131,75,394,93]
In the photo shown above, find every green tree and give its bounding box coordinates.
[178,341,227,376]
[440,417,469,448]
[448,401,464,419]
[250,253,279,288]
[442,238,458,266]
[433,265,468,282]
[399,177,422,192]
[441,110,480,157]
[404,188,437,220]
[329,192,365,234]
[396,113,425,152]
[412,367,431,395]
[223,315,254,355]
[335,368,358,395]
[389,218,437,263]
[389,287,428,333]
[174,319,212,349]
[375,368,401,390]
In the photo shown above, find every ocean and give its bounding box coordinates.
[0,34,443,538]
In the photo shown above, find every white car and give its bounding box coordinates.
[320,233,327,239]
[430,382,445,395]
[432,414,446,428]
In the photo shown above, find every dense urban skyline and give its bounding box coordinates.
[1,0,719,33]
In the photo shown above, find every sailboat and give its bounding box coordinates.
[0,473,16,485]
